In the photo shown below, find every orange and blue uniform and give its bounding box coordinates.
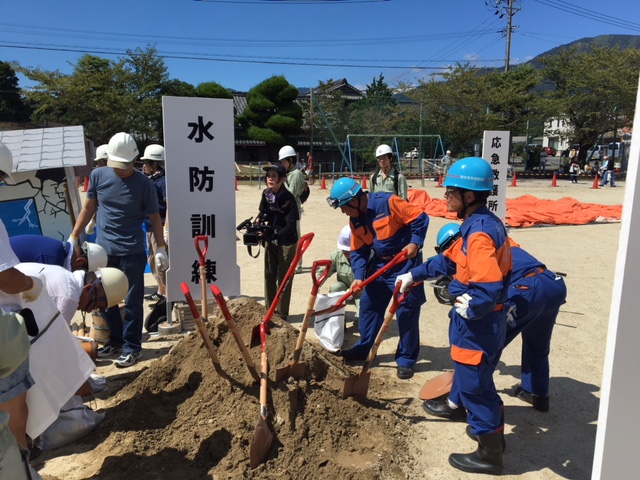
[349,192,429,367]
[411,205,512,435]
[501,239,567,398]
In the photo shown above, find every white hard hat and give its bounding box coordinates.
[82,242,108,271]
[141,144,165,162]
[0,141,17,185]
[446,150,452,155]
[107,132,139,169]
[376,144,393,158]
[97,267,129,308]
[278,145,297,161]
[337,225,351,251]
[94,144,109,162]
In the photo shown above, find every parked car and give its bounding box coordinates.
[543,146,557,156]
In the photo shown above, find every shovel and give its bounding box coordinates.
[419,371,454,400]
[210,284,260,383]
[250,232,315,345]
[274,259,332,383]
[309,250,409,319]
[342,282,413,399]
[195,236,210,322]
[249,323,274,469]
[181,282,232,388]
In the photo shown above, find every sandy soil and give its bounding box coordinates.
[35,174,624,479]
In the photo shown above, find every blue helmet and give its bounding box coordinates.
[327,177,362,208]
[442,157,494,191]
[436,223,461,254]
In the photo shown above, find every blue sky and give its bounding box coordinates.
[2,0,639,92]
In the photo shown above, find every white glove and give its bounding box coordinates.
[454,293,473,319]
[21,276,44,302]
[67,235,79,247]
[395,272,414,293]
[163,225,169,245]
[506,304,517,327]
[155,246,169,272]
[85,218,96,235]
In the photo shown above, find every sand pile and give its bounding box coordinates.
[41,297,417,479]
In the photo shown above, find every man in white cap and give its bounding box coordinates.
[370,144,408,200]
[68,132,168,368]
[442,150,454,177]
[322,225,360,321]
[141,144,168,303]
[278,145,306,272]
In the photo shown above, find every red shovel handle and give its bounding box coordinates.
[312,259,332,295]
[210,284,232,320]
[310,250,409,317]
[181,282,200,319]
[195,236,208,267]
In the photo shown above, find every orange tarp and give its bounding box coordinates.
[407,190,622,228]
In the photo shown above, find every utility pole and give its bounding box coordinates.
[486,0,521,72]
[309,88,314,155]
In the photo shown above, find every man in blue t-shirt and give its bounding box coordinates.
[69,132,168,368]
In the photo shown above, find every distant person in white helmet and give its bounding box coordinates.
[141,144,168,303]
[442,150,454,176]
[278,145,306,273]
[370,144,408,200]
[68,132,167,368]
[10,235,107,272]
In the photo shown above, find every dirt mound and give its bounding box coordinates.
[41,297,416,479]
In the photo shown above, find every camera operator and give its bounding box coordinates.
[257,163,300,321]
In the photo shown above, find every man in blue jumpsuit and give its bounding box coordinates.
[396,157,512,475]
[420,224,568,413]
[327,177,428,379]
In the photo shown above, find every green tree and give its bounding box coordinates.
[237,75,302,149]
[17,46,179,145]
[540,45,640,159]
[0,61,31,122]
[298,79,351,149]
[195,81,233,99]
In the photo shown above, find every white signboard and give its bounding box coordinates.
[162,96,241,303]
[482,130,510,222]
[591,73,640,479]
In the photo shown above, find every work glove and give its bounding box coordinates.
[155,246,169,272]
[67,235,79,247]
[454,293,473,319]
[85,218,96,235]
[505,303,517,328]
[21,276,44,303]
[163,225,169,245]
[395,272,414,294]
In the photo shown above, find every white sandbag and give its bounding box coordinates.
[15,284,95,439]
[38,395,105,451]
[313,291,346,352]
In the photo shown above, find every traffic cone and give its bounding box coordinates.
[437,175,443,188]
[83,176,90,192]
[235,176,239,191]
[592,174,599,189]
[510,173,517,187]
[551,173,558,187]
[321,176,327,190]
[361,175,368,189]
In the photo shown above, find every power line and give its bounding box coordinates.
[534,0,640,33]
[0,42,501,70]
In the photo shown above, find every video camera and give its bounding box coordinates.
[236,216,273,249]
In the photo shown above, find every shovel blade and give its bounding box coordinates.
[249,415,274,469]
[419,371,454,400]
[342,371,371,399]
[275,362,307,383]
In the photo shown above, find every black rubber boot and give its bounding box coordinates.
[449,430,505,475]
[465,425,506,452]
